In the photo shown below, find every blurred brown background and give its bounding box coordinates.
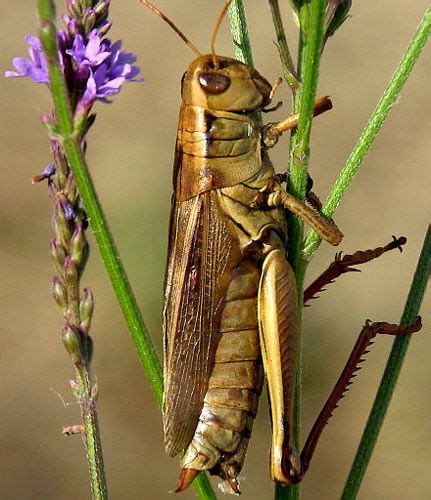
[1,1,430,499]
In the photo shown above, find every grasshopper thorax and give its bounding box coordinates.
[181,54,273,113]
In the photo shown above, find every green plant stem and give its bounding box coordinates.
[75,364,108,499]
[342,224,431,499]
[276,4,327,500]
[38,5,164,406]
[228,0,261,125]
[227,0,253,65]
[37,1,215,498]
[303,7,431,258]
[268,0,298,92]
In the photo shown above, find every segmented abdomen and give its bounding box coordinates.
[180,258,264,481]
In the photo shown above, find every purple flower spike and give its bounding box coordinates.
[5,35,49,84]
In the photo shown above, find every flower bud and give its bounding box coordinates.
[325,0,352,39]
[51,238,66,273]
[84,9,96,32]
[64,173,77,204]
[64,257,80,327]
[32,163,55,183]
[94,0,110,16]
[53,199,72,248]
[62,14,72,25]
[62,324,82,365]
[80,288,94,334]
[67,0,81,18]
[52,276,68,314]
[64,256,79,301]
[97,20,112,38]
[71,224,89,270]
[63,200,76,221]
[67,19,80,36]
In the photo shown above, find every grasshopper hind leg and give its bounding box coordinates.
[258,246,301,485]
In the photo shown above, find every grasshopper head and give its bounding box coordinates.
[181,54,273,113]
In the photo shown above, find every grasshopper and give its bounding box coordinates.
[141,1,422,494]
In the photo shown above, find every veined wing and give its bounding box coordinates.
[163,191,240,456]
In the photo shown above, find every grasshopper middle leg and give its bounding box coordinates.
[304,236,407,304]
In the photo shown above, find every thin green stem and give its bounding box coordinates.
[303,7,431,258]
[75,365,108,499]
[268,0,299,92]
[37,1,215,498]
[228,0,261,124]
[342,224,431,499]
[227,0,254,65]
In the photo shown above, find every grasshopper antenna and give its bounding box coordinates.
[139,0,202,57]
[211,0,233,69]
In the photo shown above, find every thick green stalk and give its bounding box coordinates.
[303,7,431,258]
[280,3,327,500]
[228,2,326,499]
[342,225,431,499]
[37,1,215,498]
[288,0,326,275]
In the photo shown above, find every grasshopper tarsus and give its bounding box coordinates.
[303,236,408,305]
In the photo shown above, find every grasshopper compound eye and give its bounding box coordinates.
[198,72,231,94]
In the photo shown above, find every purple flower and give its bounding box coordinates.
[6,28,141,112]
[5,35,49,84]
[5,34,66,84]
[68,31,141,109]
[66,30,111,74]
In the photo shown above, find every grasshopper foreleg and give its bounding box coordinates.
[304,236,407,305]
[285,317,422,483]
[261,96,333,149]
